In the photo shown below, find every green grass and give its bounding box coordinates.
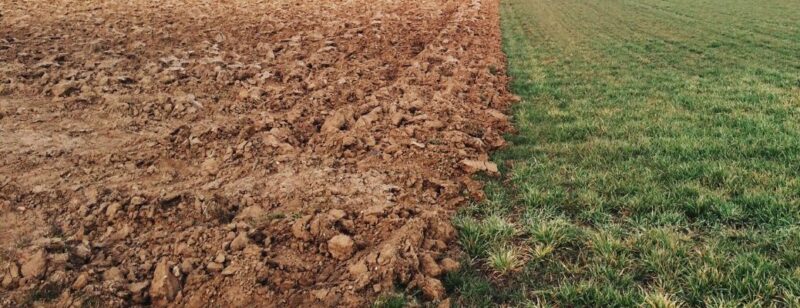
[372,293,409,308]
[448,0,800,306]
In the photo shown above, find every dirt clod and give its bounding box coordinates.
[230,232,250,251]
[150,258,181,306]
[440,257,461,273]
[106,202,122,218]
[103,267,125,283]
[71,272,90,290]
[461,159,500,175]
[201,158,220,176]
[328,234,355,260]
[21,250,47,279]
[2,275,16,289]
[421,254,442,277]
[420,277,446,300]
[51,81,79,97]
[206,262,223,273]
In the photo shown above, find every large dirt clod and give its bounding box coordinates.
[20,250,47,280]
[328,234,355,260]
[150,258,182,306]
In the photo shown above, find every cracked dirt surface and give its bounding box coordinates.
[0,0,513,306]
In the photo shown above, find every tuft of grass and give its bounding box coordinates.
[372,293,407,308]
[453,214,517,258]
[529,244,554,261]
[643,291,684,308]
[524,212,583,249]
[487,245,525,276]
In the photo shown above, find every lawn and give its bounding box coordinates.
[446,0,800,306]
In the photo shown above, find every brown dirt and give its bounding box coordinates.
[0,0,513,306]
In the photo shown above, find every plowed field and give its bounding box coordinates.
[0,0,513,306]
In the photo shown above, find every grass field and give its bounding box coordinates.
[445,0,800,306]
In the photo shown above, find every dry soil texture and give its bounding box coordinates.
[0,0,512,306]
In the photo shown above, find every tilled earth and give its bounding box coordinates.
[0,0,512,306]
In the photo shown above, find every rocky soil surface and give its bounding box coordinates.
[0,0,513,306]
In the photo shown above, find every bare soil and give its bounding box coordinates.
[0,0,512,306]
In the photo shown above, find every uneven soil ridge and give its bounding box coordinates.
[0,0,513,306]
